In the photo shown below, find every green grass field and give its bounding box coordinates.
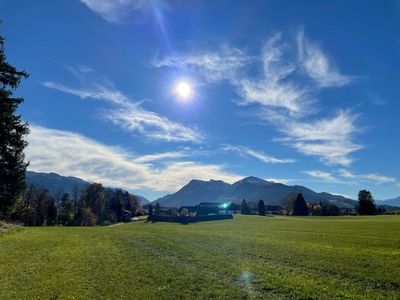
[1,215,400,299]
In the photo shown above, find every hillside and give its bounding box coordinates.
[26,171,149,204]
[26,171,87,196]
[376,196,400,208]
[156,176,355,207]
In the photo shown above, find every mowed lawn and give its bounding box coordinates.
[1,216,400,299]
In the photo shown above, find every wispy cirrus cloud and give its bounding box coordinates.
[297,29,353,88]
[42,69,203,143]
[304,170,337,182]
[305,168,398,185]
[103,106,203,142]
[265,178,294,185]
[338,169,397,184]
[80,0,155,23]
[237,34,311,116]
[153,30,361,166]
[153,45,251,83]
[279,110,362,166]
[27,125,241,193]
[223,144,295,164]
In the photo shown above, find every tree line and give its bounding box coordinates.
[239,190,378,216]
[9,183,139,226]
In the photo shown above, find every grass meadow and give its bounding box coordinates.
[1,215,399,299]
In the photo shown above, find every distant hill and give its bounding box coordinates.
[26,171,149,204]
[26,171,87,196]
[376,196,400,208]
[155,176,356,208]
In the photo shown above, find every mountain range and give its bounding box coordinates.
[155,176,357,208]
[376,197,400,208]
[26,171,150,204]
[26,172,399,209]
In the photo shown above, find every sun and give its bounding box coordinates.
[174,81,193,100]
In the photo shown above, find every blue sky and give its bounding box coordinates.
[1,0,400,200]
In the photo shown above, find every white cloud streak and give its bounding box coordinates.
[237,34,311,116]
[27,125,242,193]
[223,145,295,164]
[339,169,397,184]
[43,71,203,143]
[280,110,362,166]
[297,29,353,88]
[153,30,361,166]
[304,170,336,182]
[80,0,150,23]
[153,45,251,83]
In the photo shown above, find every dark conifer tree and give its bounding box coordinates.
[155,202,161,214]
[148,204,153,217]
[292,193,309,216]
[240,198,251,215]
[258,199,266,216]
[0,32,29,217]
[59,192,74,225]
[357,190,376,215]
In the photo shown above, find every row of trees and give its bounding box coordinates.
[9,183,140,226]
[239,190,379,216]
[240,193,309,216]
[240,194,305,216]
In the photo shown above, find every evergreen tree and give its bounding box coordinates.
[258,199,266,216]
[59,192,74,225]
[155,202,161,214]
[0,32,29,217]
[148,204,153,217]
[240,198,251,215]
[71,184,82,224]
[357,190,376,215]
[292,193,308,216]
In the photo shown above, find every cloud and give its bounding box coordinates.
[26,125,242,193]
[265,178,294,185]
[151,30,361,166]
[236,34,311,116]
[297,29,353,87]
[80,0,151,23]
[43,70,203,143]
[223,144,295,164]
[102,106,203,143]
[279,110,362,166]
[304,170,337,182]
[338,169,397,184]
[133,151,187,163]
[153,45,251,83]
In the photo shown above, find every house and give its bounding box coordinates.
[178,206,197,216]
[265,205,283,215]
[196,202,233,215]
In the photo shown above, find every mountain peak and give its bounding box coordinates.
[234,176,268,185]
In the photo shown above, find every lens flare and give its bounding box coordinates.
[174,81,193,100]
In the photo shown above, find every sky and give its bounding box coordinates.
[1,0,400,201]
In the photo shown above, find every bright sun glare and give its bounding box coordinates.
[174,81,192,100]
